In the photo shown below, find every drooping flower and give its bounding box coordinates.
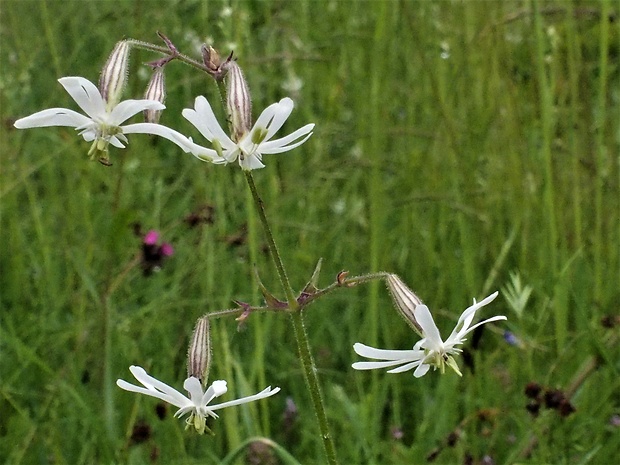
[179,95,314,170]
[14,76,191,165]
[353,291,506,377]
[117,366,280,434]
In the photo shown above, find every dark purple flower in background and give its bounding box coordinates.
[142,230,174,276]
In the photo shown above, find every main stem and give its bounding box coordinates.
[244,171,339,465]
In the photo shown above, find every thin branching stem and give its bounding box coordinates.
[244,171,339,465]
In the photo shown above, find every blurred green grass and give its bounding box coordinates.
[1,1,618,464]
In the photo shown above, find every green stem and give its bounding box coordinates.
[593,0,610,302]
[101,158,128,443]
[204,271,390,320]
[244,171,339,465]
[533,0,562,351]
[289,311,338,464]
[127,39,214,74]
[102,296,114,440]
[244,172,296,305]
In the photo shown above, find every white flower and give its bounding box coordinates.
[179,95,314,170]
[117,365,280,434]
[14,76,191,164]
[352,291,506,378]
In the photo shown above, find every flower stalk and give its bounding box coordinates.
[244,171,339,465]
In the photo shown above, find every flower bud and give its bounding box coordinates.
[99,40,131,109]
[386,274,424,336]
[224,61,251,142]
[187,316,211,385]
[143,67,166,123]
[202,45,221,72]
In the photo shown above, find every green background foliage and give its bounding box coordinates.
[1,0,618,464]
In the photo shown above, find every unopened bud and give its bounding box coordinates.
[187,316,211,385]
[99,40,131,109]
[224,61,251,142]
[202,46,233,80]
[386,274,424,336]
[202,45,221,72]
[143,67,166,123]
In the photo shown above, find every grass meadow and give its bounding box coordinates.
[1,0,619,464]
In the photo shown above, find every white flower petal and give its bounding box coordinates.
[447,291,500,342]
[413,363,431,378]
[108,99,163,125]
[124,366,191,408]
[353,342,421,361]
[259,124,314,154]
[239,153,266,170]
[183,376,207,405]
[200,379,228,406]
[209,386,280,412]
[81,130,96,142]
[252,98,294,142]
[183,96,235,149]
[116,379,186,407]
[58,77,105,120]
[108,136,126,148]
[450,315,507,343]
[414,305,444,351]
[122,123,194,153]
[14,108,92,129]
[169,134,225,162]
[117,374,188,409]
[353,360,414,370]
[387,360,424,373]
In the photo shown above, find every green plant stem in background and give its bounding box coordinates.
[102,296,115,441]
[244,171,339,465]
[101,161,129,445]
[220,436,303,465]
[532,0,563,352]
[593,0,610,303]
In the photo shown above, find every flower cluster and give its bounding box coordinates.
[14,42,313,169]
[13,37,509,444]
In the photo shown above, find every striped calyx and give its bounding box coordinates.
[143,67,166,123]
[99,40,130,110]
[386,274,424,337]
[225,61,251,142]
[187,316,211,386]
